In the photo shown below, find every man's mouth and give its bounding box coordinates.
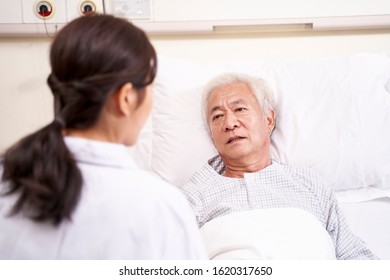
[226,136,245,144]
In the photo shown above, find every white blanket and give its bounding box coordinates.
[200,208,336,260]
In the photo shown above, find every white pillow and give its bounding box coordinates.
[134,53,390,195]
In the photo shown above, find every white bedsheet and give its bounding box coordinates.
[200,208,336,260]
[338,198,390,260]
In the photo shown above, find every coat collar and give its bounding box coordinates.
[64,136,137,169]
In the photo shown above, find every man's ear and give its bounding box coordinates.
[267,110,276,133]
[116,82,137,116]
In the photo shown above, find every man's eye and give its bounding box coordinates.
[236,107,247,112]
[212,114,223,121]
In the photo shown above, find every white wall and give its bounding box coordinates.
[1,0,390,152]
[0,38,52,153]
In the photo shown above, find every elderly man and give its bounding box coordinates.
[182,72,377,260]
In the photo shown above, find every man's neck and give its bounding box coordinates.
[223,156,272,178]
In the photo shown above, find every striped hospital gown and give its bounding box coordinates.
[182,155,378,260]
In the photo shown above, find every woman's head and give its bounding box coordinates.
[47,14,157,144]
[1,15,157,226]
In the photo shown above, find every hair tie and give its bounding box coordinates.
[54,116,66,128]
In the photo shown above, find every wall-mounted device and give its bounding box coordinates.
[104,0,152,20]
[80,1,98,15]
[23,0,67,23]
[66,0,103,22]
[1,0,390,37]
[0,0,104,36]
[34,1,55,20]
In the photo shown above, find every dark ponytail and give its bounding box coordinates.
[1,121,82,225]
[1,14,157,226]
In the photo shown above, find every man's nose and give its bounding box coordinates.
[223,112,240,131]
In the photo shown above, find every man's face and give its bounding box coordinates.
[207,82,274,163]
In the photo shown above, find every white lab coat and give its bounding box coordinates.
[0,136,206,259]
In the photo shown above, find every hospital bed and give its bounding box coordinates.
[130,53,390,259]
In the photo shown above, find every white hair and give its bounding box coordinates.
[202,72,276,131]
